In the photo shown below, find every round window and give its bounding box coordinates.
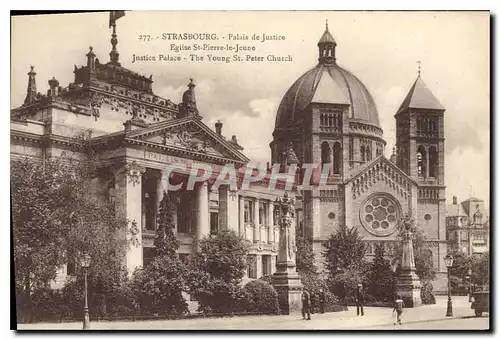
[328,212,336,220]
[424,214,431,221]
[359,193,401,237]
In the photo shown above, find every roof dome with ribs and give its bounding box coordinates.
[274,22,380,130]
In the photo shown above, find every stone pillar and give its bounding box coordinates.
[396,226,422,308]
[268,201,274,244]
[196,182,210,249]
[115,161,145,276]
[272,192,303,315]
[253,199,259,243]
[219,185,239,233]
[238,195,245,237]
[156,170,164,230]
[271,255,277,275]
[256,255,263,279]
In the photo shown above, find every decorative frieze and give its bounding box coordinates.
[351,159,411,200]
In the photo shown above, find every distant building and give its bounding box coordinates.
[446,196,489,255]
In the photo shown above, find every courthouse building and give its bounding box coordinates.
[11,21,448,291]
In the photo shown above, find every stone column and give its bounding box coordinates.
[268,201,274,244]
[219,185,239,233]
[156,170,164,230]
[272,191,302,315]
[238,195,245,237]
[271,255,277,275]
[114,161,145,276]
[256,255,263,279]
[196,182,210,250]
[253,199,259,243]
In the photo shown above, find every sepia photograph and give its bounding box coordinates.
[10,10,490,331]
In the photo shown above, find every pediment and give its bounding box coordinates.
[125,117,249,164]
[347,156,416,200]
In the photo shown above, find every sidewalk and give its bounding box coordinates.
[17,296,476,330]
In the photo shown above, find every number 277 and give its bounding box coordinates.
[139,35,153,42]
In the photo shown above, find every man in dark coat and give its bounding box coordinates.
[302,289,311,320]
[354,283,365,316]
[319,288,326,314]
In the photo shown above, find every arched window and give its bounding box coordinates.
[321,142,331,165]
[428,146,438,178]
[360,145,365,163]
[417,145,427,178]
[366,146,372,161]
[333,142,342,174]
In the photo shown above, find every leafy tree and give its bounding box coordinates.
[322,225,367,299]
[186,230,249,314]
[471,252,489,289]
[366,244,395,301]
[12,133,132,322]
[322,225,366,273]
[130,193,188,318]
[296,235,317,275]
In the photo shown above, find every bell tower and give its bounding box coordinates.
[395,68,448,278]
[395,71,445,185]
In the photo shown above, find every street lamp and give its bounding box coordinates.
[80,251,92,330]
[444,254,454,317]
[391,260,399,302]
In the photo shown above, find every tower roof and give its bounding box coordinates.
[318,20,336,45]
[397,76,445,114]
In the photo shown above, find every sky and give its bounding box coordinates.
[11,11,490,206]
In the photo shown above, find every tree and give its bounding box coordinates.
[323,225,366,272]
[367,244,395,301]
[322,225,367,299]
[296,235,317,275]
[12,134,132,322]
[471,252,489,289]
[186,230,249,314]
[130,193,188,318]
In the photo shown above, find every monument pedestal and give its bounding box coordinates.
[272,263,303,315]
[396,270,422,307]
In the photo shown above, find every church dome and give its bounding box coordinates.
[274,22,380,130]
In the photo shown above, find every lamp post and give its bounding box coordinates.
[467,268,473,302]
[444,254,454,317]
[391,260,399,303]
[80,251,92,330]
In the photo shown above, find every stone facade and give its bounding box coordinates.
[12,21,449,293]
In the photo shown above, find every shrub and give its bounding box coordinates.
[421,280,436,305]
[186,230,249,315]
[27,288,65,322]
[242,280,280,315]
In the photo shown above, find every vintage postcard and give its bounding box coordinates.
[11,11,490,331]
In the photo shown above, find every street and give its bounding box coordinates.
[370,316,489,330]
[17,296,490,331]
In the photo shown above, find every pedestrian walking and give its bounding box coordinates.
[319,288,325,314]
[354,283,364,316]
[302,288,311,320]
[393,294,404,325]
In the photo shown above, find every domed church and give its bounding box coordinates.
[272,22,448,291]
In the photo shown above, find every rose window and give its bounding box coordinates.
[360,193,401,236]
